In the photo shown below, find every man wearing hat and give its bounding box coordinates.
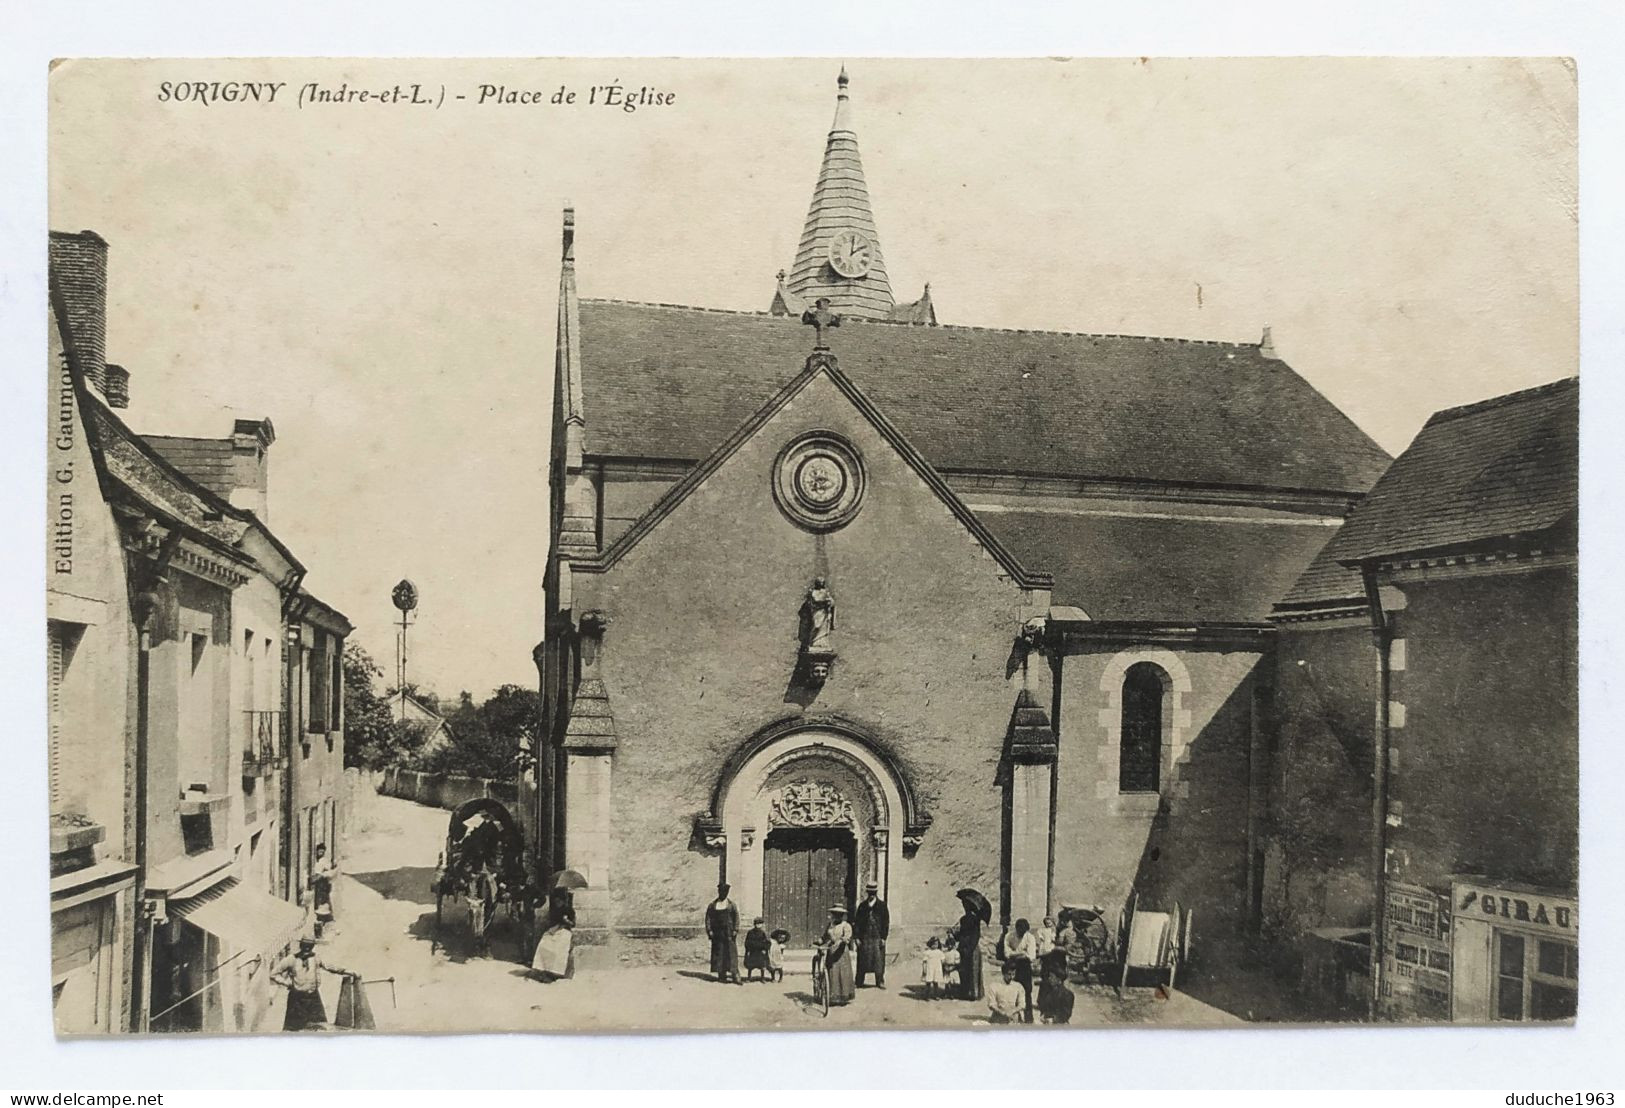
[852,880,890,988]
[704,882,741,984]
[271,935,354,1032]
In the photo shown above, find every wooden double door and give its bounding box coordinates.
[763,827,856,948]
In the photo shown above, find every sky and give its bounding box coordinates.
[48,57,1578,699]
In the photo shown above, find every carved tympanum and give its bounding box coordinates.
[767,781,855,828]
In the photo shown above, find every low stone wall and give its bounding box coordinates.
[378,766,518,811]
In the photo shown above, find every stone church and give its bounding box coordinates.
[533,71,1392,962]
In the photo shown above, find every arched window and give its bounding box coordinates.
[1120,662,1166,793]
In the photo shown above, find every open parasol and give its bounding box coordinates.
[956,887,992,924]
[551,868,589,890]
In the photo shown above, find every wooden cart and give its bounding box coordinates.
[1115,890,1194,997]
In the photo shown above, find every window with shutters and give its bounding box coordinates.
[47,621,87,817]
[48,623,69,812]
[309,633,330,734]
[329,643,343,736]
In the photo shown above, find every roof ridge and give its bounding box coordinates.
[580,297,1260,347]
[1427,376,1578,425]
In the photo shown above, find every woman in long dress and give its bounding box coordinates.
[531,888,575,981]
[955,899,985,1001]
[820,905,856,1006]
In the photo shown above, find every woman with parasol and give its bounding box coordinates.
[530,869,584,981]
[954,888,991,1001]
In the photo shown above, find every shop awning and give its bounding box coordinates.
[170,879,306,959]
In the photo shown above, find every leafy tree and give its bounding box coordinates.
[342,642,431,770]
[419,683,540,780]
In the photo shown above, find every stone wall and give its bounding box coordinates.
[1052,646,1263,943]
[379,766,518,811]
[1266,619,1378,936]
[1386,567,1578,894]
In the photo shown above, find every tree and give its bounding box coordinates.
[419,683,540,780]
[342,642,430,770]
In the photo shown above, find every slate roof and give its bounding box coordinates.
[982,509,1340,621]
[144,436,237,499]
[86,403,251,552]
[576,299,1392,495]
[1276,377,1577,610]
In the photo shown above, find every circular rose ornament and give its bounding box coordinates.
[774,432,865,531]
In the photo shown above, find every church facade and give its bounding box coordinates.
[533,72,1392,964]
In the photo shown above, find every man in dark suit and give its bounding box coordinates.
[852,881,890,988]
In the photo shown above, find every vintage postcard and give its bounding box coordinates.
[44,57,1577,1035]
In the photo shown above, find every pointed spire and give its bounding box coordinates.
[832,65,852,132]
[773,68,896,320]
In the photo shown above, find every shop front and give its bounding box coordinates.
[146,857,307,1033]
[1449,878,1577,1023]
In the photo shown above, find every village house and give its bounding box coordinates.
[1266,377,1578,1022]
[47,229,352,1034]
[531,72,1394,965]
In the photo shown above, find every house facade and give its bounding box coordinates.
[1267,378,1578,1022]
[47,229,351,1035]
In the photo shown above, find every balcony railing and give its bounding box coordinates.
[242,709,284,773]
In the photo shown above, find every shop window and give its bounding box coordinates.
[1495,930,1577,1021]
[1495,932,1525,1020]
[1119,662,1166,793]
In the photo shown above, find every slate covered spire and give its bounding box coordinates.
[776,68,898,320]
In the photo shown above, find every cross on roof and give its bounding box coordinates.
[801,297,842,350]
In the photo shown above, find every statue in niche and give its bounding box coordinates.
[798,577,838,685]
[802,577,837,651]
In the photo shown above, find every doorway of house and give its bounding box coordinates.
[762,827,856,949]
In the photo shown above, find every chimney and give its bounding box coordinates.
[1259,325,1279,360]
[48,231,110,393]
[104,364,130,409]
[229,418,276,520]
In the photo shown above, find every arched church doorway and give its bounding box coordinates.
[705,722,928,941]
[763,826,856,949]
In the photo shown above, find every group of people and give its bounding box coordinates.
[920,904,1075,1024]
[985,916,1074,1024]
[704,881,891,1007]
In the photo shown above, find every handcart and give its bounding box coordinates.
[1115,890,1193,997]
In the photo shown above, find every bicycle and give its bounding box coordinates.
[810,946,830,1017]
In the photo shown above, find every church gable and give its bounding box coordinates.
[573,356,1050,596]
[568,355,1049,927]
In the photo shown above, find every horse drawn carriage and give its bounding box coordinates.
[431,797,532,952]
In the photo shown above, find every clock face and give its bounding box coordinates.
[828,230,874,279]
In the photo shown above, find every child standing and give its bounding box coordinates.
[941,930,962,993]
[743,917,772,982]
[768,928,789,982]
[920,935,946,998]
